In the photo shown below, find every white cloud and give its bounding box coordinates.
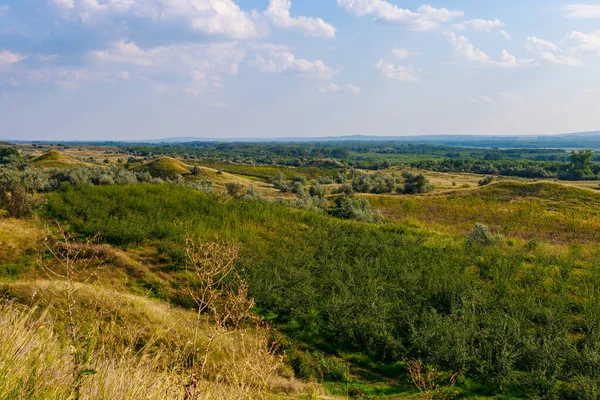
[444,32,490,63]
[499,92,524,101]
[50,0,258,39]
[318,83,361,94]
[539,52,586,66]
[445,33,534,68]
[0,5,8,16]
[499,30,512,41]
[209,101,228,108]
[337,0,463,31]
[565,31,600,55]
[252,49,335,80]
[265,0,336,37]
[454,18,505,32]
[374,60,418,81]
[494,50,537,68]
[0,50,27,65]
[469,95,494,104]
[91,41,245,82]
[526,36,558,52]
[584,88,598,93]
[564,4,600,18]
[117,70,130,80]
[527,36,585,66]
[392,48,419,60]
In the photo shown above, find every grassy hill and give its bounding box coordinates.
[30,150,86,168]
[133,157,192,178]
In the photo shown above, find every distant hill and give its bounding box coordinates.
[30,150,86,168]
[8,130,600,149]
[133,157,191,178]
[142,131,600,149]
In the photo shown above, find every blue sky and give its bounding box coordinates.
[0,0,599,140]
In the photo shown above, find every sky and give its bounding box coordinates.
[0,0,600,141]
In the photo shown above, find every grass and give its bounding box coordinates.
[369,180,600,244]
[30,150,87,168]
[133,157,192,178]
[0,279,317,399]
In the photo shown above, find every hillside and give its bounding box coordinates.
[133,157,192,178]
[30,150,86,168]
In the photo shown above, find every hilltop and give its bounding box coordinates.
[30,150,87,168]
[132,157,191,178]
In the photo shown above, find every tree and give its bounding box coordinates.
[570,150,594,176]
[0,147,19,164]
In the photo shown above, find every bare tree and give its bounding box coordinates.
[38,224,104,400]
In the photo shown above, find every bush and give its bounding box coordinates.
[466,223,503,246]
[225,182,243,197]
[478,176,494,186]
[309,182,327,198]
[330,195,381,223]
[242,186,261,200]
[402,172,433,194]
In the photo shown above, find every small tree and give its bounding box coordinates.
[466,223,503,246]
[309,182,327,198]
[478,176,494,186]
[225,182,243,197]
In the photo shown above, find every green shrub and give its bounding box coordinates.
[466,223,503,246]
[479,176,494,186]
[225,182,243,197]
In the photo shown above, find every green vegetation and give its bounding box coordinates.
[41,182,600,398]
[30,150,86,168]
[5,140,600,398]
[133,157,191,179]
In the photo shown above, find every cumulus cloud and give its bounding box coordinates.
[526,36,585,66]
[91,40,245,76]
[374,60,418,81]
[564,4,600,18]
[252,48,336,80]
[0,50,27,65]
[444,32,490,63]
[445,33,534,67]
[337,0,463,31]
[500,30,512,41]
[265,0,336,37]
[50,0,258,39]
[526,36,558,52]
[565,31,600,55]
[317,83,361,94]
[453,18,505,32]
[0,5,10,16]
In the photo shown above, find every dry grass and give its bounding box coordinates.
[0,280,319,399]
[0,218,45,264]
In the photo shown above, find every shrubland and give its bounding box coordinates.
[38,182,600,398]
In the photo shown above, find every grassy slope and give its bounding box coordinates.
[133,157,192,178]
[30,150,87,168]
[0,218,322,399]
[369,180,600,244]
